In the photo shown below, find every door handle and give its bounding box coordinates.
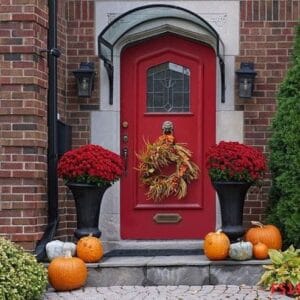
[122,147,128,175]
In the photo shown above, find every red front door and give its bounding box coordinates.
[120,34,216,239]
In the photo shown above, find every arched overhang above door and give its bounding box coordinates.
[97,4,225,104]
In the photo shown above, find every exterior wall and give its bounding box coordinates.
[62,0,99,239]
[0,0,298,250]
[0,0,49,250]
[0,0,100,250]
[238,0,298,227]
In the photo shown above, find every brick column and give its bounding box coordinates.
[0,1,49,250]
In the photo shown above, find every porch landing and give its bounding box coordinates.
[85,255,270,287]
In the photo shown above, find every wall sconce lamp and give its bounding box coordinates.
[73,62,95,97]
[235,62,257,98]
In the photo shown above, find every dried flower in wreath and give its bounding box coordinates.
[137,134,199,201]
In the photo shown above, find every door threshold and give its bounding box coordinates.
[104,248,204,257]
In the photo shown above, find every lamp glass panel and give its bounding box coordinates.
[238,78,252,98]
[78,76,92,97]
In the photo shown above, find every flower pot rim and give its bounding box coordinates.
[66,182,111,188]
[212,181,253,184]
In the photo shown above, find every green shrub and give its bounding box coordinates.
[267,24,300,248]
[0,237,48,300]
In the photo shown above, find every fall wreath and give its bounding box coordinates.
[137,133,199,201]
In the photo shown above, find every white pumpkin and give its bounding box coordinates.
[46,240,76,261]
[229,241,253,260]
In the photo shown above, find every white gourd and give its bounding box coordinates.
[229,241,253,260]
[46,240,76,261]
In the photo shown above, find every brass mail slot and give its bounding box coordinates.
[153,213,182,224]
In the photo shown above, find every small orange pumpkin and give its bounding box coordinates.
[253,242,269,259]
[48,251,87,291]
[245,221,282,250]
[204,230,230,260]
[76,235,104,263]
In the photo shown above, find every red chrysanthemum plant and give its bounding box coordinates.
[206,141,267,184]
[57,144,124,187]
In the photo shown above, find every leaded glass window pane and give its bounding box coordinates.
[147,62,190,112]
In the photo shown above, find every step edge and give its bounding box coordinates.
[86,257,271,268]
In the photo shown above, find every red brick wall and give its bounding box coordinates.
[0,1,99,249]
[65,0,99,148]
[43,0,99,242]
[238,0,298,227]
[57,0,99,240]
[0,0,49,250]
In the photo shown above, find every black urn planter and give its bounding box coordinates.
[212,181,252,241]
[67,182,110,239]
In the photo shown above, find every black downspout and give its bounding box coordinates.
[35,0,60,261]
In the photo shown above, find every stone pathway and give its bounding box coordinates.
[44,285,291,299]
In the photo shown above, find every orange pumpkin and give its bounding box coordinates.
[204,230,230,260]
[245,221,282,250]
[48,251,87,291]
[253,242,269,259]
[76,235,104,263]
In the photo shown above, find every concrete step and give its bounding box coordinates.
[85,255,270,287]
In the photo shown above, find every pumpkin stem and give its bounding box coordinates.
[251,221,264,228]
[64,250,72,258]
[216,229,223,234]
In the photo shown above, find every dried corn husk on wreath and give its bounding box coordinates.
[137,133,199,201]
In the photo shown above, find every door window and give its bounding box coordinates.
[147,62,190,112]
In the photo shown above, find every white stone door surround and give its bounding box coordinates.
[92,0,242,251]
